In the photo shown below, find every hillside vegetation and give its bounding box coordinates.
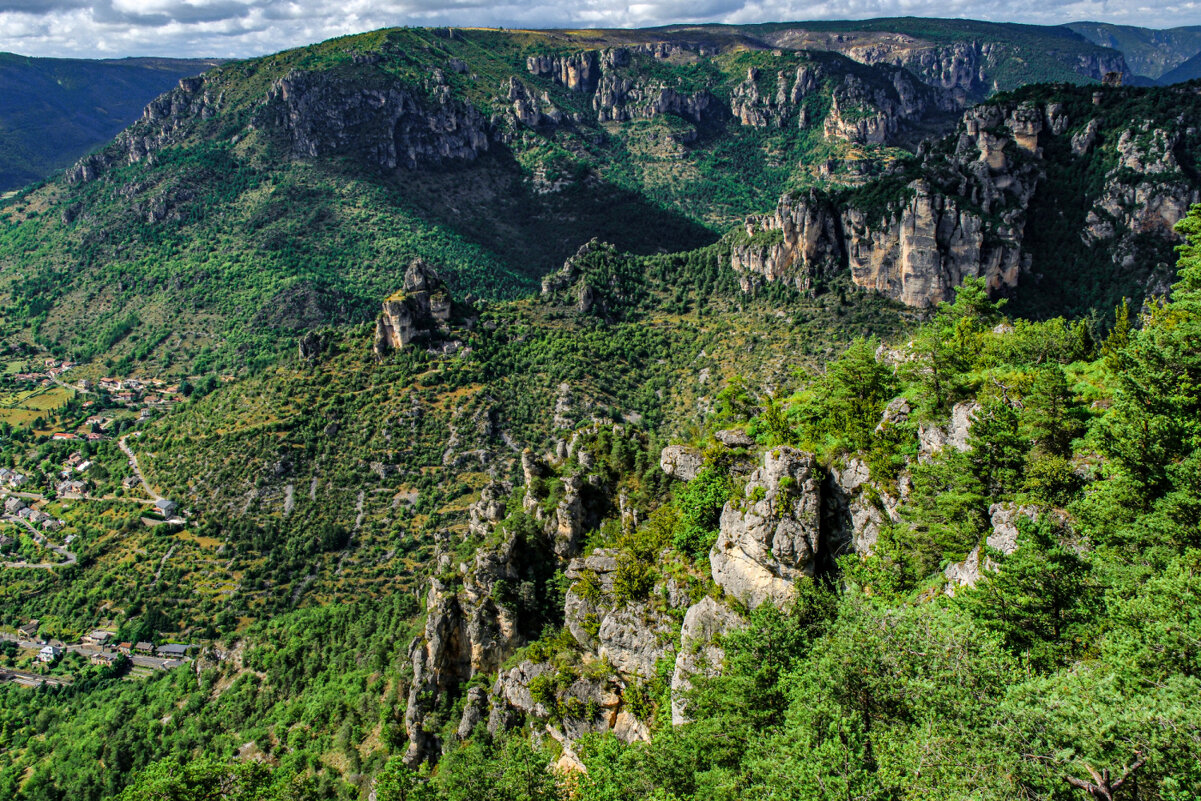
[0,20,1199,801]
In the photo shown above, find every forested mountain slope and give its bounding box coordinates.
[0,26,963,374]
[4,204,1200,801]
[1,20,1199,801]
[0,53,222,192]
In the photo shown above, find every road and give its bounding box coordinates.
[119,433,162,502]
[2,512,77,569]
[0,667,71,687]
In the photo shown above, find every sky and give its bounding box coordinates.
[0,0,1197,60]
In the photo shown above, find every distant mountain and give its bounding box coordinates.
[0,53,224,192]
[679,18,1130,102]
[1159,50,1201,84]
[1065,21,1201,81]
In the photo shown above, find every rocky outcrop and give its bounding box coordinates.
[826,456,906,556]
[526,51,602,94]
[373,260,462,357]
[68,75,223,184]
[660,445,704,482]
[671,597,744,725]
[944,503,1037,591]
[502,77,565,129]
[730,97,1048,307]
[261,69,489,171]
[592,72,718,124]
[710,447,822,609]
[761,30,1129,105]
[1083,122,1200,277]
[917,401,979,461]
[730,191,843,295]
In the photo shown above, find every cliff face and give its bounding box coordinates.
[731,89,1201,308]
[761,28,1131,104]
[374,260,472,358]
[729,59,953,142]
[262,69,489,170]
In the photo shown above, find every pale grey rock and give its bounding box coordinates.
[457,686,489,739]
[917,401,979,461]
[671,597,745,725]
[597,603,676,679]
[660,444,704,481]
[709,447,822,608]
[714,428,755,448]
[944,503,1038,591]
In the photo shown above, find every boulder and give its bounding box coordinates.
[660,444,704,481]
[714,429,755,448]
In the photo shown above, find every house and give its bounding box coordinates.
[18,620,39,639]
[66,452,83,466]
[75,461,92,473]
[155,499,178,518]
[52,433,77,441]
[0,534,13,550]
[85,433,106,442]
[134,641,154,654]
[38,645,62,663]
[90,651,119,667]
[155,643,191,658]
[122,475,141,489]
[56,480,88,496]
[116,642,133,655]
[43,519,64,532]
[83,630,114,646]
[8,473,27,488]
[4,496,26,515]
[28,509,49,525]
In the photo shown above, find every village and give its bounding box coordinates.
[1,620,196,687]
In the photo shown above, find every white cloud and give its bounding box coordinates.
[0,0,1197,59]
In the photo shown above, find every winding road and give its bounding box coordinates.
[2,507,77,569]
[119,433,162,502]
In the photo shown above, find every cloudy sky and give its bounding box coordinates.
[0,0,1197,59]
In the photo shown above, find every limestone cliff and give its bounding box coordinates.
[68,75,223,184]
[261,69,489,170]
[731,90,1201,308]
[760,28,1130,104]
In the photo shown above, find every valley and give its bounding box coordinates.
[0,18,1199,801]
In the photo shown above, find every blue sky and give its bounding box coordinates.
[0,0,1197,59]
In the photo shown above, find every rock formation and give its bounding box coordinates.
[670,597,744,725]
[944,503,1038,590]
[68,75,223,184]
[262,69,489,170]
[373,260,457,357]
[730,92,1201,308]
[710,447,823,608]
